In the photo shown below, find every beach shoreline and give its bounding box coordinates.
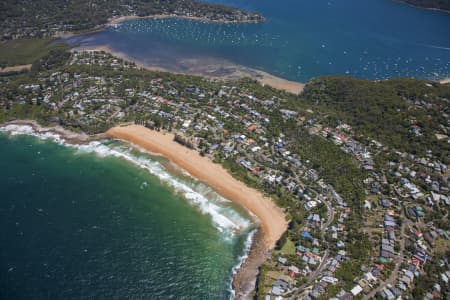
[58,11,304,94]
[107,125,287,299]
[73,45,305,94]
[2,120,287,298]
[0,120,264,298]
[106,125,287,247]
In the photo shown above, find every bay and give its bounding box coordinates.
[64,0,450,82]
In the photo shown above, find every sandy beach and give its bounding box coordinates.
[2,120,284,298]
[74,45,305,94]
[107,125,287,299]
[65,12,303,94]
[107,125,287,248]
[257,72,305,94]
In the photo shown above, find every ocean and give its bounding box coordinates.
[0,126,254,299]
[64,0,450,82]
[2,1,449,299]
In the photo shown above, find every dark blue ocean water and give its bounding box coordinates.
[0,132,252,299]
[65,0,449,82]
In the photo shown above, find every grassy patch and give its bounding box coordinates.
[434,238,450,255]
[280,238,296,255]
[0,38,70,67]
[265,271,294,284]
[0,103,55,126]
[365,210,384,228]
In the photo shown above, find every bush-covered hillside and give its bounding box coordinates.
[300,76,449,159]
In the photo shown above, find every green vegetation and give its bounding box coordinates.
[0,102,49,125]
[412,251,450,299]
[301,76,449,161]
[279,238,296,255]
[255,264,270,300]
[0,48,448,298]
[0,38,70,68]
[290,129,366,208]
[1,0,263,40]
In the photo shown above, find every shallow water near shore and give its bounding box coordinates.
[0,129,254,299]
[63,0,450,82]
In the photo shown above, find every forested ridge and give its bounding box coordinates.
[299,76,449,160]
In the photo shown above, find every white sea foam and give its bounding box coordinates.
[75,141,251,235]
[0,125,65,144]
[0,125,252,236]
[229,229,257,299]
[2,124,258,300]
[0,124,36,136]
[232,229,256,276]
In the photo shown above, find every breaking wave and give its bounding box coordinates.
[1,124,257,299]
[229,228,257,298]
[0,124,252,237]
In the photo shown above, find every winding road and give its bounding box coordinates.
[363,212,406,300]
[289,196,334,299]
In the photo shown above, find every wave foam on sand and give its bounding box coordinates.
[1,123,262,299]
[107,125,287,249]
[0,124,252,237]
[1,123,285,299]
[76,141,252,235]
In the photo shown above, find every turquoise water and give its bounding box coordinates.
[0,129,253,299]
[65,0,450,82]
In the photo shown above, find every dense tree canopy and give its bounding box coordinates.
[300,76,449,160]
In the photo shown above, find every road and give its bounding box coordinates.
[363,212,406,300]
[322,199,334,232]
[289,250,329,299]
[289,197,334,299]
